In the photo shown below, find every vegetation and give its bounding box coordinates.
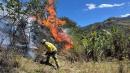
[69,18,130,61]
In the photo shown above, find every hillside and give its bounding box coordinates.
[82,16,130,32]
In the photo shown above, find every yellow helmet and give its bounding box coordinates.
[41,39,46,44]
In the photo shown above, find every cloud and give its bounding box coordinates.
[86,3,125,10]
[98,3,125,8]
[120,13,130,17]
[86,3,96,10]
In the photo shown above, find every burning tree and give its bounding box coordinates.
[33,0,73,50]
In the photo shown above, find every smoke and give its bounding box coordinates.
[0,0,8,16]
[27,49,36,59]
[63,28,70,34]
[25,17,37,59]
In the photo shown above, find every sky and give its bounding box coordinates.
[56,0,130,26]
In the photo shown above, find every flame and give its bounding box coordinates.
[34,0,73,50]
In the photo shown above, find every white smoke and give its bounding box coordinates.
[0,1,11,47]
[0,0,8,16]
[25,17,37,59]
[27,49,36,59]
[63,28,70,34]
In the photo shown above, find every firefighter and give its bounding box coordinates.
[41,39,59,68]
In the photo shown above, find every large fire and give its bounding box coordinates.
[34,0,73,50]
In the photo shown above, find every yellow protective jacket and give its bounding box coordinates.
[44,42,57,52]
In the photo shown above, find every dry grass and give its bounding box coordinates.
[57,60,130,73]
[14,56,130,73]
[0,49,129,73]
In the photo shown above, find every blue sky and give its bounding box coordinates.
[56,0,130,26]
